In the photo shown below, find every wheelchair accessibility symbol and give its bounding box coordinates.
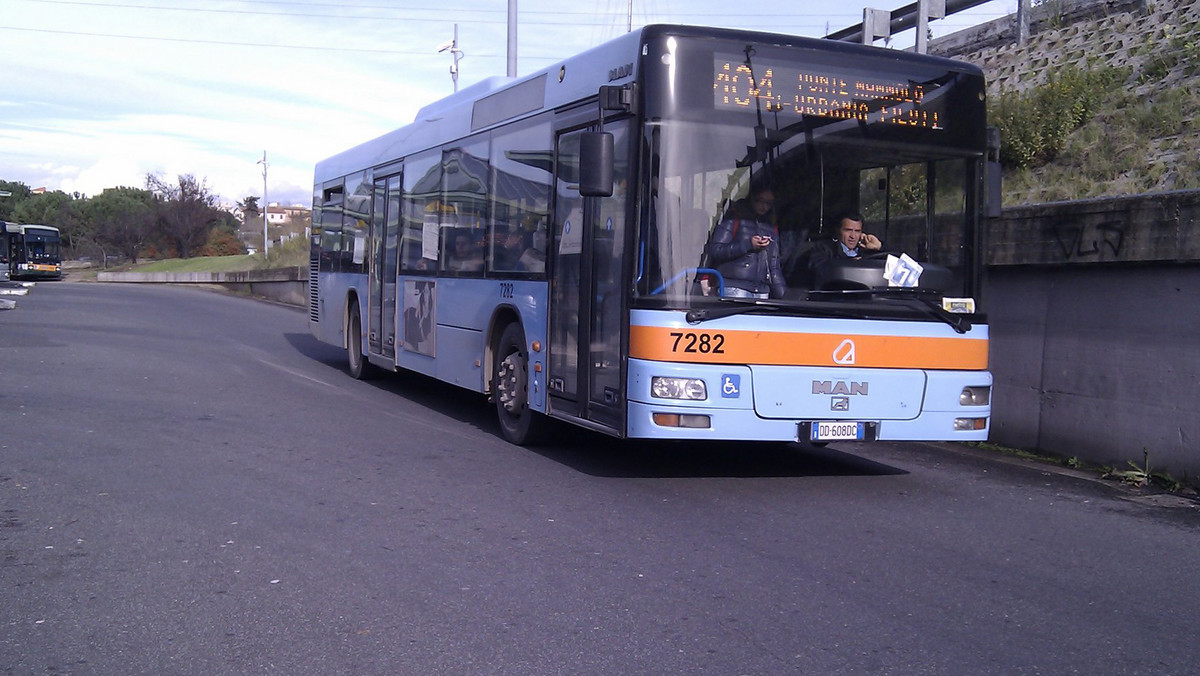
[721,374,740,398]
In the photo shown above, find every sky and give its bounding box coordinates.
[1,0,1017,208]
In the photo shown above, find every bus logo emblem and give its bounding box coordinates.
[833,339,856,365]
[721,375,740,398]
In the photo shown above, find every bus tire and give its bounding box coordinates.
[347,301,378,380]
[493,323,543,445]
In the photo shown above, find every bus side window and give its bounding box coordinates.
[318,182,344,274]
[489,117,553,277]
[445,227,484,273]
[401,150,440,272]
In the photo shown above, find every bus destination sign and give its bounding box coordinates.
[713,55,943,130]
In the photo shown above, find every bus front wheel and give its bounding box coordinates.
[347,301,378,380]
[493,323,543,445]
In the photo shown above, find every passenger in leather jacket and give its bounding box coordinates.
[705,188,786,299]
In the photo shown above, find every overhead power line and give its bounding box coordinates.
[0,26,470,56]
[19,0,869,23]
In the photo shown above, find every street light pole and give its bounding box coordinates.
[507,0,517,77]
[257,151,268,256]
[438,25,464,92]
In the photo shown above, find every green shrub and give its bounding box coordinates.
[989,64,1125,169]
[257,234,309,269]
[1131,88,1188,136]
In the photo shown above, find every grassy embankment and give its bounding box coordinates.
[85,235,308,277]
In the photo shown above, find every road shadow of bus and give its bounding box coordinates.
[286,332,905,480]
[522,425,907,479]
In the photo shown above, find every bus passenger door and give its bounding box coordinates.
[369,173,401,360]
[550,122,629,432]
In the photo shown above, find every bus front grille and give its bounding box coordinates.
[308,257,319,322]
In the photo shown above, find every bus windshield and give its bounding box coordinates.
[23,229,61,263]
[634,34,987,314]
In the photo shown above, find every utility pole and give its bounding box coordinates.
[438,25,464,92]
[1017,0,1031,45]
[507,0,517,77]
[257,151,268,256]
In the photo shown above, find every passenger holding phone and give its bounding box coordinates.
[706,187,786,299]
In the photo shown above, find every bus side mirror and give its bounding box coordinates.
[579,132,614,197]
[985,126,1002,218]
[986,161,1002,218]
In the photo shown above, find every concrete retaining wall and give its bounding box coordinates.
[983,190,1200,478]
[987,190,1200,266]
[928,0,1200,477]
[97,267,308,307]
[987,264,1200,477]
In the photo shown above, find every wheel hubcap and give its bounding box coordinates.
[497,351,527,414]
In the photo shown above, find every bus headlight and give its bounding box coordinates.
[651,376,707,400]
[959,386,991,406]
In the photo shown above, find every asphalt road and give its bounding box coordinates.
[3,282,1199,675]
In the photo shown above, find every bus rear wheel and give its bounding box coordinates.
[347,301,378,380]
[493,323,543,445]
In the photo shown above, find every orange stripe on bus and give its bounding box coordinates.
[628,325,988,370]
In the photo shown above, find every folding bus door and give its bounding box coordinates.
[369,172,401,360]
[549,121,630,432]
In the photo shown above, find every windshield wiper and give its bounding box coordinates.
[917,298,973,334]
[804,288,974,333]
[685,299,781,324]
[684,290,974,333]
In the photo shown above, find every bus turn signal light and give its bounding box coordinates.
[653,413,711,429]
[954,417,988,431]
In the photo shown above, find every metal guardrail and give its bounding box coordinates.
[825,0,1000,46]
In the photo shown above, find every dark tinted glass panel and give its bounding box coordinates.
[401,151,440,272]
[489,117,553,276]
[343,171,370,275]
[439,137,489,275]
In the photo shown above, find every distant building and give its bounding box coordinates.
[267,204,287,225]
[239,203,311,252]
[263,203,311,226]
[282,204,311,222]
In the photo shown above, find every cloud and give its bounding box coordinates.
[61,158,146,196]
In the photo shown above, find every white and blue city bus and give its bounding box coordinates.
[4,223,62,281]
[309,24,994,445]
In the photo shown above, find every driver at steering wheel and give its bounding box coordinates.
[807,212,883,279]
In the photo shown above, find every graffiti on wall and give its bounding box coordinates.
[1053,220,1126,261]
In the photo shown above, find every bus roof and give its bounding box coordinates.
[2,222,59,234]
[314,24,983,185]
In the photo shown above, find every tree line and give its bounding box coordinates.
[0,175,260,266]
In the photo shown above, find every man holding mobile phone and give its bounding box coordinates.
[807,212,885,282]
[705,186,786,299]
